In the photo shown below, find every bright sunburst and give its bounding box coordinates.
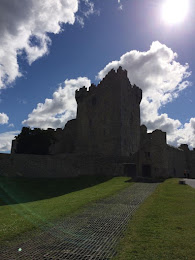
[162,0,189,24]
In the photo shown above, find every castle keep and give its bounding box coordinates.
[52,67,142,157]
[1,67,195,178]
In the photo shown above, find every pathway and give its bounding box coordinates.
[183,178,195,189]
[0,182,158,260]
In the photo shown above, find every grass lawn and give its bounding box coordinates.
[0,176,131,245]
[114,178,195,260]
[0,175,113,205]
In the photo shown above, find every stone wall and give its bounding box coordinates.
[191,150,195,178]
[0,153,76,178]
[137,128,169,178]
[138,126,195,179]
[167,146,185,177]
[50,119,77,154]
[150,130,169,178]
[75,70,121,156]
[0,153,124,178]
[178,145,195,178]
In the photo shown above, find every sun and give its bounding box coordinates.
[162,0,189,24]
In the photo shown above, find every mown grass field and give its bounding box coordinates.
[0,175,113,205]
[114,178,195,260]
[0,176,131,245]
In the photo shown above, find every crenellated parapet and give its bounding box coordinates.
[75,67,142,106]
[179,144,190,151]
[75,83,101,104]
[75,86,88,103]
[101,66,142,105]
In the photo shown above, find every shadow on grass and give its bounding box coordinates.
[0,175,112,206]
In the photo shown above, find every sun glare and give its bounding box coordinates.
[162,0,189,24]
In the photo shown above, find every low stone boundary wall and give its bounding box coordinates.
[0,153,123,178]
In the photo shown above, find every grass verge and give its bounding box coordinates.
[0,176,131,245]
[114,178,195,260]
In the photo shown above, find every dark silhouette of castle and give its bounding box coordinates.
[46,67,142,157]
[2,67,194,179]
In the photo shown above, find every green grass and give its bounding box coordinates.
[114,179,195,260]
[0,175,113,205]
[0,176,131,245]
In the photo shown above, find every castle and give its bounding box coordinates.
[0,67,195,178]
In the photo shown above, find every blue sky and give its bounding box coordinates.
[0,0,194,152]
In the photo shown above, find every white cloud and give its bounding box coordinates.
[117,0,123,10]
[23,77,91,129]
[82,0,95,17]
[0,0,80,89]
[168,118,195,148]
[76,16,85,28]
[0,131,20,152]
[145,113,181,134]
[98,41,194,147]
[98,41,190,96]
[0,113,9,124]
[22,41,194,148]
[76,0,97,27]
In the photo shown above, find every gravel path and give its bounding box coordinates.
[0,182,158,260]
[183,178,195,189]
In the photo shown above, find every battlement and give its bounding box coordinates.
[151,129,167,145]
[179,144,190,151]
[100,67,129,87]
[75,86,88,102]
[75,67,142,104]
[75,82,103,103]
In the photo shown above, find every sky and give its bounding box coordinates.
[0,0,194,153]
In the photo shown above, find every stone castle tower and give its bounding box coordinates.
[75,66,142,157]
